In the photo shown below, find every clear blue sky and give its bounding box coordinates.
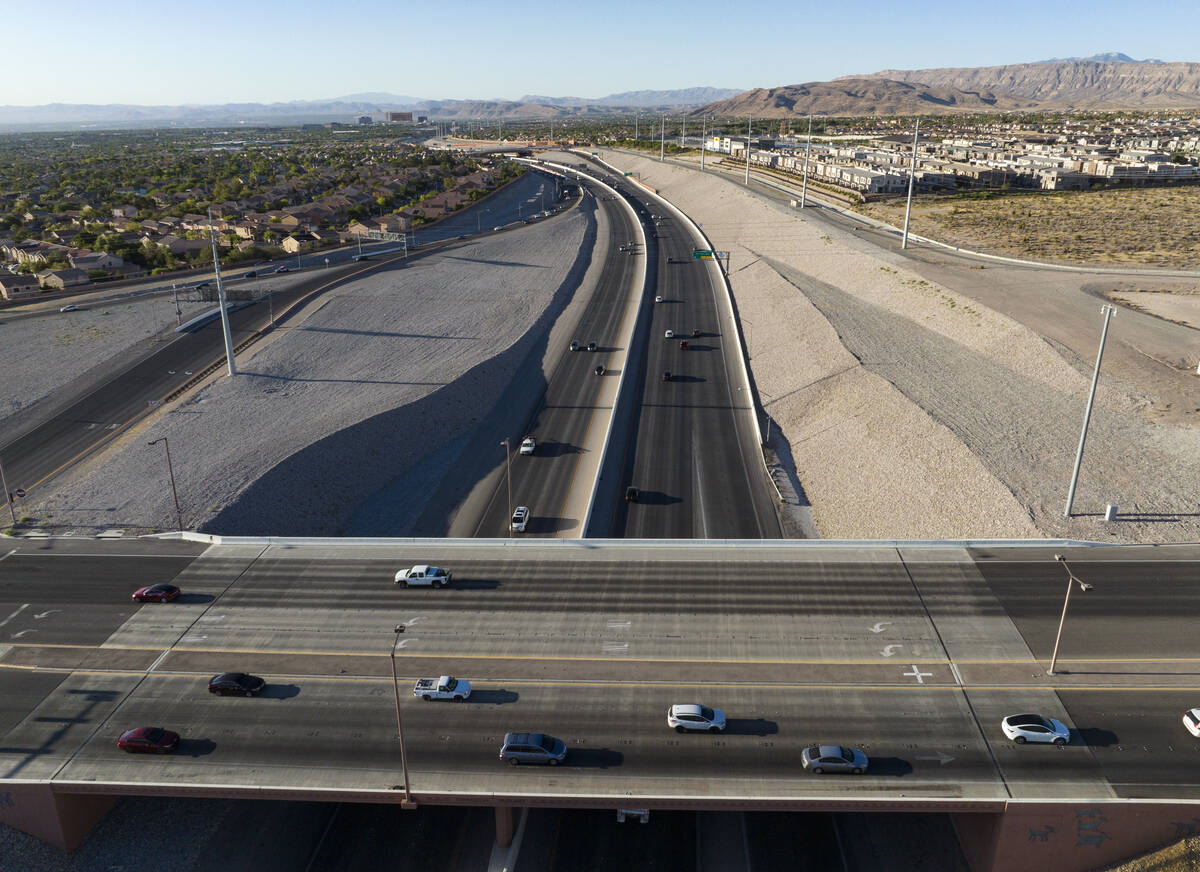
[4,0,1194,105]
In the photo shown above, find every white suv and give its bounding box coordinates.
[1001,713,1069,745]
[667,704,726,733]
[511,506,529,532]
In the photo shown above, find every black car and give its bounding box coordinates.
[662,370,672,381]
[692,328,702,338]
[245,270,257,277]
[208,672,266,696]
[587,341,597,352]
[625,486,639,503]
[594,364,605,376]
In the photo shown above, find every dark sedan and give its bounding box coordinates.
[208,672,266,696]
[117,727,180,753]
[132,583,180,603]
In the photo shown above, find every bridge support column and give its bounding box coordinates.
[954,802,1200,872]
[495,804,515,847]
[0,783,117,852]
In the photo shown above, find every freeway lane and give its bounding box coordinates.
[576,162,781,539]
[470,178,641,537]
[2,541,1200,804]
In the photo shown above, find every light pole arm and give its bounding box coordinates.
[1047,574,1076,676]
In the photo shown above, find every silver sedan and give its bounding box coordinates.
[801,745,869,775]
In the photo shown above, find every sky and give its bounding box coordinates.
[2,0,1196,106]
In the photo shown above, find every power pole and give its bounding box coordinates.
[901,119,920,250]
[800,115,813,208]
[744,116,752,185]
[660,116,665,161]
[701,116,707,171]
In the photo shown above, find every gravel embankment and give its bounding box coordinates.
[22,209,591,536]
[597,149,1200,543]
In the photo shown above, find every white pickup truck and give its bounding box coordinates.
[394,565,452,587]
[413,675,471,701]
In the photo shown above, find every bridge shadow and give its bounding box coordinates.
[261,684,301,700]
[566,748,624,769]
[177,738,217,757]
[464,689,519,705]
[725,718,779,737]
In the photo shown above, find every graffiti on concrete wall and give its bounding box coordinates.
[1076,809,1110,848]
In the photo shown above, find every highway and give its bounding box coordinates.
[468,176,642,537]
[0,171,574,500]
[2,539,1198,805]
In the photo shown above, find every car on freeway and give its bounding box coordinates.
[132,583,180,603]
[117,727,180,754]
[655,295,663,303]
[59,304,81,312]
[1185,709,1200,738]
[666,257,675,264]
[394,565,452,587]
[801,745,868,775]
[1001,713,1070,745]
[511,506,529,532]
[662,370,672,381]
[493,226,502,231]
[664,329,674,339]
[679,340,688,350]
[275,265,290,273]
[196,282,210,290]
[569,339,580,352]
[587,341,597,352]
[667,704,726,733]
[245,270,258,277]
[594,364,605,376]
[208,672,266,696]
[519,436,536,455]
[500,732,567,766]
[691,328,702,338]
[352,254,371,262]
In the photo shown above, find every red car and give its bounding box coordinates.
[117,727,180,753]
[132,583,180,603]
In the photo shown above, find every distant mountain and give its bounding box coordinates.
[1033,52,1164,64]
[519,87,741,108]
[692,77,1041,118]
[332,91,426,105]
[865,60,1200,108]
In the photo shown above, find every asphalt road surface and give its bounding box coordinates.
[1,540,1197,806]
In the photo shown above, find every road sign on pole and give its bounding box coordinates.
[14,488,25,498]
[692,249,714,260]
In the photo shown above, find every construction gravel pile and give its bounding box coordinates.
[597,149,1200,543]
[23,209,591,536]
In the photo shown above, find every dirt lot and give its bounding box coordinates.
[858,186,1200,269]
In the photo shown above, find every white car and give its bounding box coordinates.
[394,565,452,587]
[664,329,674,339]
[667,704,725,733]
[519,436,535,456]
[511,506,529,532]
[1001,713,1070,745]
[59,304,81,312]
[1184,709,1200,737]
[654,295,663,303]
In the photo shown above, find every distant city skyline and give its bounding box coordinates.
[3,0,1195,106]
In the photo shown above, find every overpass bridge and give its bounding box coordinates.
[1,535,1198,870]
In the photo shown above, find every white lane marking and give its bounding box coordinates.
[869,622,892,634]
[11,629,36,639]
[917,752,956,765]
[880,644,903,657]
[949,661,965,686]
[395,639,412,649]
[0,549,16,562]
[0,604,29,628]
[148,649,170,671]
[33,610,61,619]
[197,614,225,622]
[903,664,933,684]
[607,620,631,630]
[603,642,630,655]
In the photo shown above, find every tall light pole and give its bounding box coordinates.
[800,115,814,208]
[901,119,921,250]
[1064,305,1116,517]
[744,116,752,185]
[501,438,513,537]
[207,208,237,376]
[389,625,415,808]
[1048,554,1093,676]
[147,437,182,531]
[660,116,665,161]
[0,453,17,526]
[701,116,707,171]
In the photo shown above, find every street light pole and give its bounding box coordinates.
[1048,554,1093,676]
[1064,305,1116,517]
[147,437,182,531]
[800,115,813,209]
[901,119,920,250]
[389,625,415,807]
[501,438,512,537]
[0,453,17,526]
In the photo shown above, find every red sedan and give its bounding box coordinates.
[117,727,180,753]
[132,583,180,603]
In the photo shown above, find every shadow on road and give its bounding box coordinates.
[176,594,216,604]
[1076,727,1120,747]
[725,718,779,736]
[862,756,914,777]
[565,748,624,769]
[464,689,519,705]
[261,684,301,700]
[636,491,683,507]
[177,738,217,757]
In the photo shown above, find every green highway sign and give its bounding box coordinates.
[692,249,714,260]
